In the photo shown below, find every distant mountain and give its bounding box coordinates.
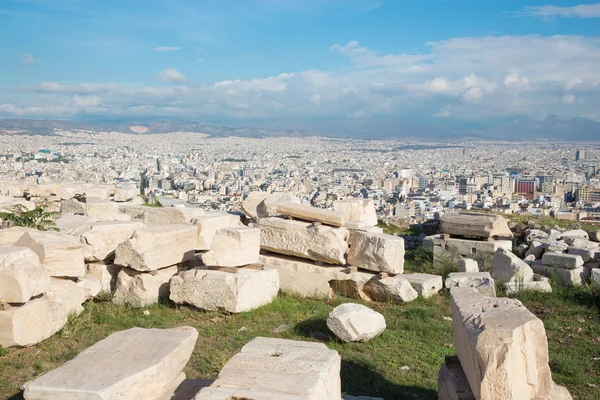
[1,115,599,141]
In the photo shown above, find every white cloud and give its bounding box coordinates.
[153,46,182,52]
[155,68,187,83]
[4,35,600,122]
[21,53,35,65]
[524,2,600,18]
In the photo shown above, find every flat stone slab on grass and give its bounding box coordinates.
[327,303,386,342]
[23,326,198,400]
[170,267,279,313]
[504,281,552,295]
[194,337,341,400]
[445,272,496,297]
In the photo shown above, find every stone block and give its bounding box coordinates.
[275,202,345,227]
[194,337,341,400]
[242,191,269,219]
[491,247,534,284]
[542,252,584,269]
[525,240,544,259]
[76,274,103,298]
[561,229,588,240]
[440,212,512,239]
[256,192,301,218]
[0,226,37,246]
[143,208,187,225]
[85,198,119,221]
[193,212,243,250]
[201,227,260,267]
[79,221,145,262]
[363,275,418,304]
[445,272,496,297]
[112,265,180,308]
[23,326,198,400]
[169,267,279,313]
[327,303,386,342]
[504,281,552,295]
[568,247,600,262]
[15,231,86,277]
[0,246,51,303]
[437,356,474,400]
[458,258,479,273]
[258,217,349,264]
[531,261,590,286]
[60,200,86,215]
[329,270,375,301]
[347,231,404,274]
[401,273,443,298]
[55,214,96,235]
[333,198,377,226]
[113,185,138,202]
[259,253,346,298]
[450,287,553,400]
[114,225,197,272]
[87,262,120,292]
[592,268,600,289]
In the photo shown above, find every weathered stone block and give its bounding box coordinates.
[193,212,242,250]
[112,265,180,308]
[347,231,404,274]
[363,275,418,304]
[333,198,377,226]
[256,192,301,218]
[504,281,552,295]
[450,287,553,400]
[15,231,86,277]
[201,227,260,267]
[114,225,197,272]
[143,208,187,225]
[440,212,512,238]
[0,246,50,303]
[258,217,349,264]
[86,262,120,292]
[327,303,386,342]
[437,356,474,400]
[169,268,279,313]
[85,198,119,221]
[401,273,443,298]
[445,272,496,297]
[79,221,145,262]
[458,258,478,273]
[241,191,269,219]
[542,252,584,269]
[275,202,345,227]
[491,247,534,284]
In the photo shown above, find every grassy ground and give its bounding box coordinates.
[1,259,599,399]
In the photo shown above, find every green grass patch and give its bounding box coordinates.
[1,287,599,399]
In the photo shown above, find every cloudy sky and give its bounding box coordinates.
[1,0,600,128]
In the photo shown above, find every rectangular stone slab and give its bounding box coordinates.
[541,252,584,269]
[275,202,345,227]
[23,326,198,400]
[450,287,552,400]
[440,212,512,239]
[195,337,341,400]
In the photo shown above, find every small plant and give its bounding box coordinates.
[0,204,59,231]
[0,345,7,357]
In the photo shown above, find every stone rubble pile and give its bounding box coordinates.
[439,287,573,400]
[521,227,599,286]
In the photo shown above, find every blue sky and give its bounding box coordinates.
[1,0,600,126]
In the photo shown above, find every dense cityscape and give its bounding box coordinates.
[1,128,598,226]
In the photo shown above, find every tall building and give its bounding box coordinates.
[576,149,588,161]
[514,176,538,200]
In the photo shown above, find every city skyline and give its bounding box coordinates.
[2,0,600,135]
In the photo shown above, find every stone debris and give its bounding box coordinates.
[347,231,405,274]
[78,221,144,262]
[491,247,534,284]
[114,225,197,272]
[457,258,478,273]
[504,280,553,295]
[256,192,302,218]
[86,262,120,292]
[193,212,243,250]
[541,252,584,269]
[327,303,386,342]
[275,202,345,227]
[400,273,443,298]
[333,198,378,227]
[194,337,341,399]
[23,326,198,400]
[445,272,496,297]
[440,212,512,239]
[450,287,553,400]
[169,267,279,313]
[112,265,180,308]
[201,227,260,267]
[15,231,86,278]
[363,274,418,304]
[258,217,349,264]
[259,253,345,298]
[85,198,119,221]
[0,246,50,303]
